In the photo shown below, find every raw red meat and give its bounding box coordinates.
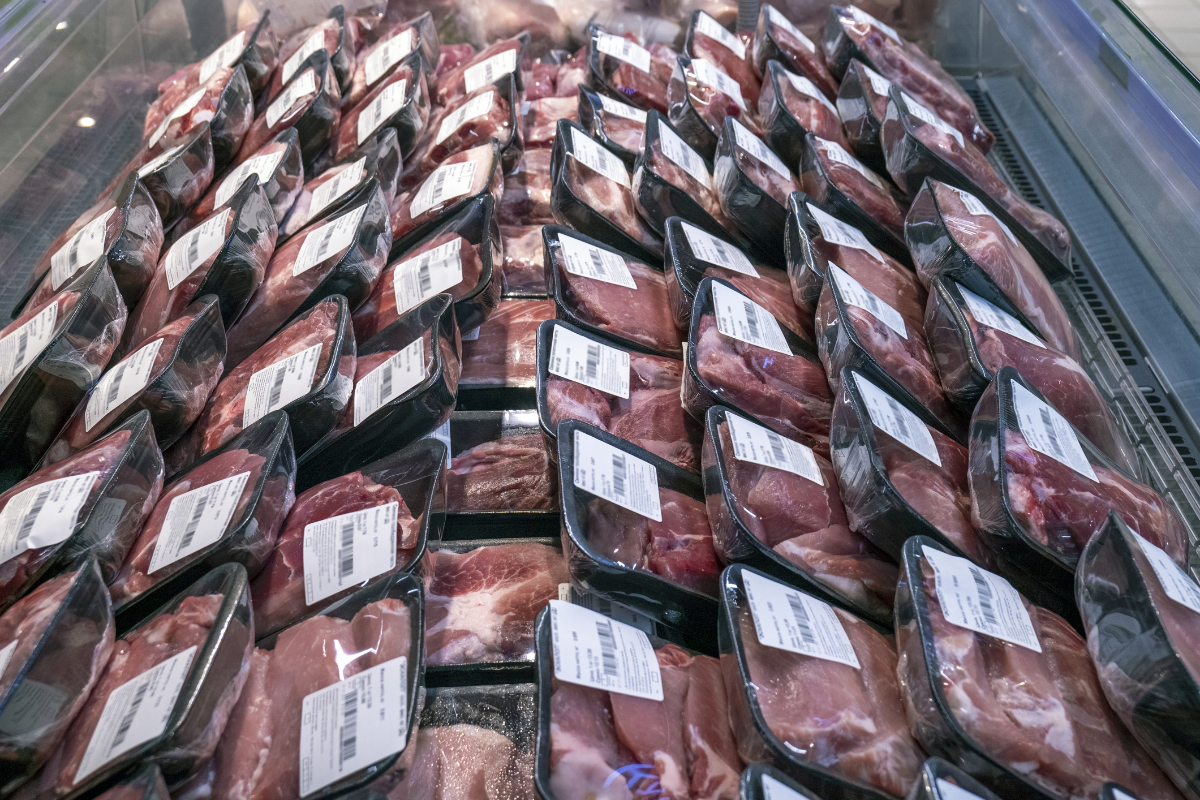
[390,144,501,241]
[587,94,647,153]
[804,135,908,238]
[153,18,278,108]
[142,67,240,146]
[282,135,401,239]
[758,63,848,149]
[180,132,302,231]
[448,433,556,512]
[343,21,420,109]
[423,542,567,665]
[387,723,531,800]
[642,133,731,229]
[210,599,411,800]
[236,61,341,168]
[264,17,345,102]
[461,299,552,386]
[436,44,477,77]
[546,349,702,472]
[754,7,838,100]
[721,121,800,207]
[689,15,761,108]
[585,488,719,596]
[594,32,677,114]
[561,151,661,252]
[498,225,547,295]
[500,149,554,224]
[435,37,525,105]
[523,60,559,101]
[250,472,420,636]
[524,96,577,149]
[677,263,807,340]
[667,57,763,145]
[405,79,504,185]
[554,48,588,98]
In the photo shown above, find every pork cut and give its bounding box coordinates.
[500,149,554,224]
[177,129,303,233]
[753,5,839,101]
[498,225,547,295]
[590,30,676,114]
[461,299,552,386]
[448,433,556,512]
[142,66,250,155]
[390,143,502,242]
[524,96,577,150]
[385,723,532,800]
[687,12,761,109]
[683,262,808,342]
[236,56,341,171]
[435,36,525,106]
[718,118,801,208]
[342,20,422,109]
[403,80,505,186]
[758,60,848,150]
[437,44,477,77]
[803,135,908,239]
[668,55,763,148]
[555,47,588,98]
[560,146,662,252]
[152,17,278,110]
[837,59,891,170]
[264,16,348,103]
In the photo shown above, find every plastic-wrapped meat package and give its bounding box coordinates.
[555,47,588,98]
[389,142,502,244]
[703,407,898,623]
[667,53,763,159]
[686,11,762,110]
[905,180,1083,362]
[717,117,799,208]
[91,762,171,800]
[894,538,1181,800]
[152,15,279,110]
[925,277,1138,475]
[587,27,676,114]
[578,89,647,166]
[720,565,925,797]
[545,226,681,356]
[500,148,555,224]
[335,60,431,163]
[265,11,352,102]
[436,43,477,77]
[752,4,839,101]
[541,321,702,472]
[524,96,576,150]
[522,59,558,101]
[802,134,909,250]
[425,540,566,665]
[435,35,527,106]
[635,112,734,236]
[223,185,389,368]
[714,116,800,264]
[1078,514,1200,800]
[142,65,255,173]
[837,58,893,173]
[499,225,547,295]
[236,52,341,173]
[44,296,225,462]
[124,179,276,353]
[343,19,424,109]
[130,124,214,232]
[410,77,518,184]
[757,59,849,172]
[822,5,994,153]
[461,299,553,387]
[449,431,555,512]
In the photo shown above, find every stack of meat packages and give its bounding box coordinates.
[0,2,1197,800]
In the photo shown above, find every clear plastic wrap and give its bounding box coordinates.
[585,26,676,115]
[134,124,215,231]
[152,13,279,103]
[702,405,898,627]
[543,225,681,357]
[92,762,171,800]
[389,142,503,253]
[836,58,892,174]
[752,4,838,102]
[343,12,440,110]
[758,59,849,173]
[237,51,341,174]
[536,319,702,472]
[499,224,548,297]
[446,410,557,522]
[893,536,1181,800]
[924,277,1139,475]
[881,88,1071,279]
[718,563,925,798]
[460,298,553,389]
[223,184,389,368]
[903,179,1083,362]
[379,6,443,77]
[523,95,577,151]
[714,116,800,266]
[821,5,994,153]
[499,148,554,225]
[434,34,529,106]
[906,758,1006,800]
[577,88,647,171]
[405,72,519,187]
[1077,513,1200,800]
[335,55,431,163]
[682,277,832,457]
[437,43,478,77]
[266,8,354,101]
[143,64,254,174]
[684,10,762,113]
[666,52,762,162]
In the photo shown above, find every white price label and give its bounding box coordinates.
[549,600,663,699]
[558,583,656,634]
[785,71,838,114]
[712,282,791,355]
[680,220,757,275]
[1010,381,1097,482]
[281,29,326,86]
[51,209,116,290]
[767,6,815,51]
[947,185,1019,245]
[0,472,98,565]
[303,501,399,604]
[0,302,57,395]
[806,203,882,260]
[694,12,746,59]
[294,205,366,277]
[726,413,822,484]
[309,159,367,219]
[922,545,1041,651]
[853,371,941,466]
[597,94,647,123]
[200,30,247,84]
[266,69,317,128]
[391,238,464,316]
[364,28,415,87]
[548,325,630,399]
[957,284,1042,347]
[742,570,860,667]
[149,87,206,147]
[572,430,662,521]
[1134,532,1200,614]
[0,678,67,739]
[937,779,985,800]
[216,150,286,208]
[829,263,907,338]
[902,92,964,148]
[558,233,636,289]
[0,641,16,679]
[861,64,892,98]
[137,144,187,178]
[690,58,746,111]
[763,774,809,800]
[594,33,651,73]
[243,342,323,427]
[436,91,495,146]
[658,123,712,190]
[570,129,631,188]
[165,208,231,290]
[358,79,409,146]
[408,161,478,219]
[817,137,886,190]
[299,656,408,796]
[147,471,251,573]
[464,49,518,93]
[847,6,902,44]
[731,117,789,177]
[354,337,426,426]
[74,646,197,783]
[84,338,164,432]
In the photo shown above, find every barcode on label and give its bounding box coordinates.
[13,487,51,553]
[806,203,881,259]
[922,545,1041,650]
[712,282,791,354]
[436,90,495,145]
[364,28,415,87]
[570,128,631,187]
[200,30,247,84]
[731,117,789,177]
[695,12,746,59]
[741,570,861,667]
[594,33,651,73]
[786,592,817,646]
[303,501,399,603]
[557,233,637,288]
[357,79,409,145]
[658,123,712,189]
[51,209,116,290]
[266,69,317,128]
[550,600,663,699]
[956,284,1043,347]
[166,208,232,290]
[148,471,251,573]
[1010,381,1097,482]
[391,237,464,315]
[294,205,367,277]
[852,371,942,466]
[0,301,57,395]
[548,325,631,399]
[243,342,323,427]
[829,264,907,338]
[680,220,757,275]
[216,150,286,208]
[282,29,326,85]
[595,619,619,677]
[690,58,746,111]
[85,338,165,432]
[463,49,518,93]
[408,161,478,218]
[354,337,425,426]
[309,158,367,218]
[970,564,997,628]
[726,412,824,484]
[572,430,662,521]
[0,471,98,565]
[597,94,648,123]
[902,93,964,148]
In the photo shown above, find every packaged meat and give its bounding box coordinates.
[586,26,676,115]
[265,9,353,102]
[133,123,215,230]
[437,43,478,77]
[666,52,762,162]
[800,133,911,264]
[822,5,994,153]
[523,57,560,102]
[143,64,255,174]
[435,34,529,106]
[925,277,1139,474]
[523,95,577,150]
[379,8,442,79]
[828,366,986,567]
[577,88,647,171]
[556,46,588,98]
[682,277,832,457]
[904,179,1083,362]
[168,297,354,467]
[702,405,898,627]
[967,367,1187,616]
[881,88,1071,278]
[205,573,421,800]
[1077,513,1200,800]
[499,148,555,225]
[549,119,662,263]
[446,410,557,523]
[837,58,893,174]
[31,563,252,795]
[124,178,276,353]
[907,758,1007,800]
[236,51,341,174]
[460,298,553,389]
[335,56,431,163]
[664,216,807,341]
[719,563,925,797]
[153,13,279,105]
[757,59,849,173]
[424,538,566,668]
[543,225,681,357]
[557,420,720,638]
[251,440,441,637]
[894,536,1181,800]
[499,224,548,296]
[24,173,163,314]
[343,13,439,110]
[224,184,389,368]
[296,292,459,492]
[109,411,295,607]
[714,116,800,266]
[0,561,114,793]
[752,4,839,102]
[740,764,824,800]
[407,72,519,187]
[0,413,162,607]
[536,319,702,472]
[534,602,744,800]
[281,127,404,240]
[684,10,762,112]
[44,295,225,462]
[92,762,171,800]
[389,142,503,252]
[359,194,499,340]
[0,261,128,485]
